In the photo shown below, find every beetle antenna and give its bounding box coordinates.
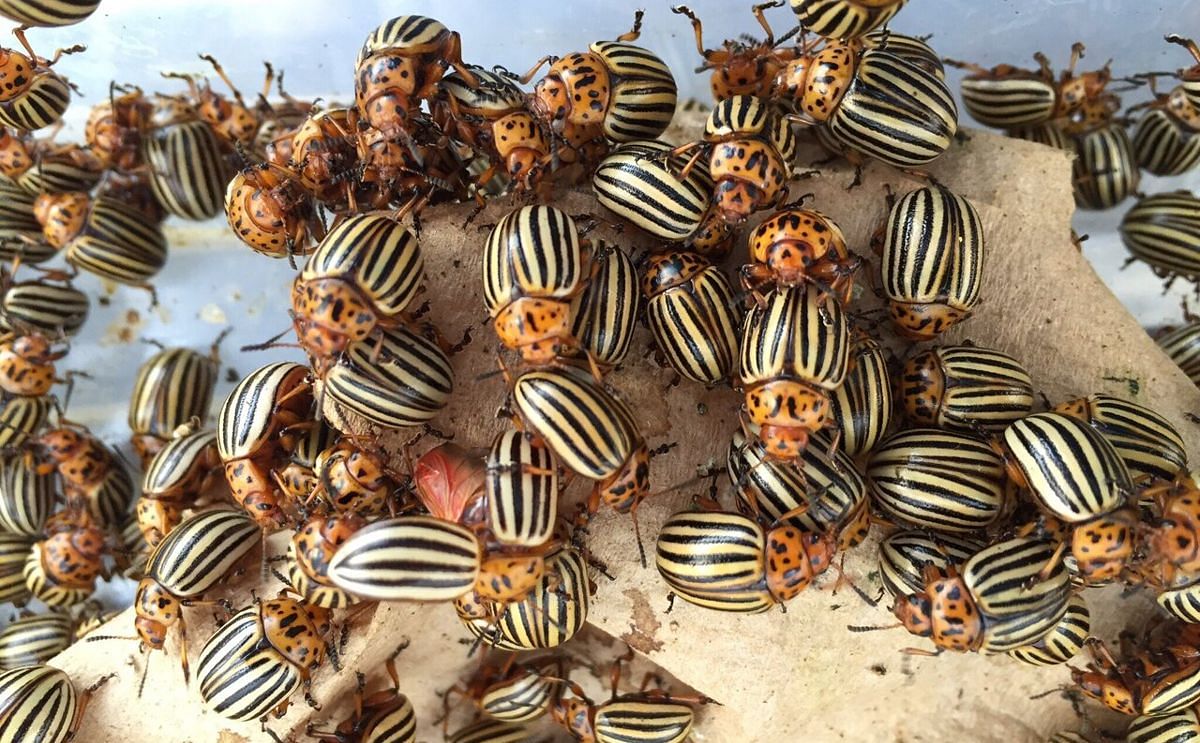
[846,622,903,632]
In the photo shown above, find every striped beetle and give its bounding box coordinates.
[217,361,313,529]
[224,160,324,259]
[787,0,907,40]
[455,546,591,651]
[1120,191,1200,290]
[1168,36,1200,112]
[0,532,30,605]
[484,205,591,365]
[0,29,79,132]
[0,612,70,669]
[0,452,53,536]
[12,143,103,198]
[1073,637,1200,716]
[741,205,861,304]
[276,420,337,503]
[306,643,415,742]
[900,344,1034,433]
[1007,594,1090,666]
[287,512,367,610]
[444,654,562,725]
[1156,579,1200,624]
[24,510,107,607]
[591,140,732,259]
[570,241,639,372]
[673,95,796,224]
[1073,124,1139,211]
[449,720,531,743]
[880,185,984,341]
[1001,412,1136,583]
[0,0,100,26]
[293,213,424,371]
[776,39,956,169]
[882,536,1071,653]
[127,345,219,464]
[486,429,559,549]
[739,285,849,461]
[0,395,47,452]
[728,429,869,550]
[673,3,798,101]
[829,332,893,457]
[866,428,1009,534]
[142,99,230,221]
[0,275,88,338]
[1132,94,1200,176]
[655,507,837,613]
[877,529,982,599]
[523,12,677,150]
[1053,394,1187,484]
[0,178,55,265]
[33,192,167,293]
[36,425,133,529]
[1159,321,1200,386]
[643,251,739,385]
[196,593,333,722]
[138,428,222,546]
[1126,709,1200,743]
[0,664,109,743]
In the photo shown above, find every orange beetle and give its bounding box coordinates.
[740,204,861,302]
[224,161,324,260]
[673,2,798,101]
[0,332,65,397]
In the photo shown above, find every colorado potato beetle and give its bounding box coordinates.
[1120,191,1200,290]
[828,332,892,457]
[900,344,1034,433]
[0,0,100,27]
[788,0,907,41]
[673,2,798,101]
[0,664,108,743]
[127,344,219,464]
[643,251,739,385]
[0,29,80,132]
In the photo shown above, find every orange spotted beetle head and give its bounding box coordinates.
[892,594,934,637]
[765,525,836,602]
[1071,667,1137,715]
[0,47,35,102]
[900,349,945,426]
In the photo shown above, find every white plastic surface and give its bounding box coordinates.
[1,0,1198,610]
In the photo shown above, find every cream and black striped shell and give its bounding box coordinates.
[1126,707,1200,743]
[511,366,642,482]
[588,40,678,143]
[877,529,982,599]
[1121,191,1200,284]
[593,697,695,743]
[866,428,1008,533]
[483,205,585,315]
[328,515,480,602]
[357,15,454,68]
[1073,124,1139,211]
[592,140,714,242]
[23,546,91,608]
[1157,580,1200,624]
[0,396,49,451]
[1061,394,1187,483]
[0,280,88,337]
[1007,594,1090,666]
[478,665,560,723]
[655,510,775,614]
[788,0,907,40]
[825,48,958,168]
[0,72,70,132]
[1159,321,1200,386]
[195,605,303,722]
[65,196,167,286]
[1003,412,1133,523]
[829,333,893,456]
[286,538,360,610]
[143,119,230,221]
[0,180,54,264]
[0,533,31,605]
[440,67,524,117]
[704,95,797,164]
[1134,108,1200,177]
[0,0,100,26]
[900,344,1034,433]
[643,251,739,385]
[128,347,218,443]
[0,454,53,536]
[0,664,79,742]
[301,214,425,319]
[570,242,639,369]
[217,362,310,461]
[882,185,984,339]
[141,429,218,498]
[144,509,257,598]
[322,324,453,428]
[958,537,1072,652]
[15,155,101,197]
[0,613,71,669]
[959,72,1056,129]
[740,285,849,390]
[80,455,135,530]
[486,429,558,548]
[862,31,944,80]
[448,720,531,743]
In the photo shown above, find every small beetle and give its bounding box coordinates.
[1073,638,1200,716]
[12,143,103,199]
[643,251,740,385]
[224,160,324,260]
[287,512,367,610]
[787,0,907,41]
[276,421,337,503]
[1131,81,1200,176]
[1008,594,1090,666]
[0,0,100,27]
[0,274,88,338]
[884,536,1071,653]
[900,344,1034,433]
[1073,123,1139,211]
[866,428,1009,534]
[1120,191,1200,290]
[217,362,314,529]
[1053,394,1187,484]
[739,285,850,461]
[0,29,81,132]
[523,11,677,152]
[289,108,360,208]
[673,2,798,101]
[310,438,400,517]
[0,612,71,669]
[127,344,220,464]
[196,594,333,722]
[0,331,65,397]
[84,86,152,171]
[591,140,732,258]
[0,532,30,605]
[1156,578,1200,624]
[142,97,231,221]
[33,192,167,293]
[138,428,222,546]
[306,644,416,743]
[1168,36,1200,112]
[444,654,562,725]
[0,452,54,536]
[828,332,893,457]
[1126,708,1200,743]
[741,205,861,304]
[656,507,837,614]
[774,37,957,169]
[486,429,559,549]
[24,511,107,607]
[36,425,134,529]
[876,529,981,599]
[880,185,984,341]
[0,664,109,743]
[0,179,55,265]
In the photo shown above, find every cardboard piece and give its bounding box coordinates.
[49,118,1200,742]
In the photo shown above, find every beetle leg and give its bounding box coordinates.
[617,9,644,43]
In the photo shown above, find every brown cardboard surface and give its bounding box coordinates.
[49,119,1200,742]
